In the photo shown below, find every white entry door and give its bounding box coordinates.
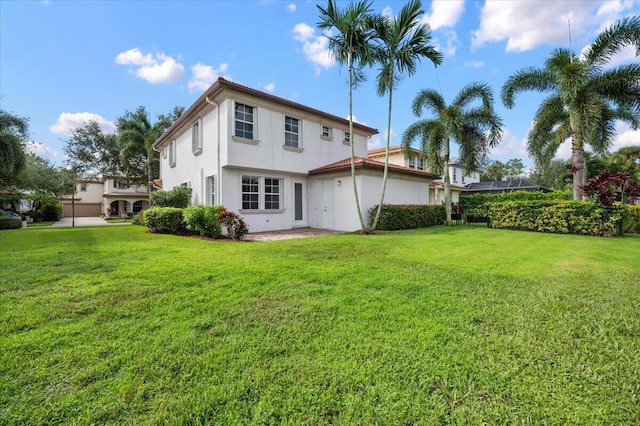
[322,180,335,229]
[293,179,308,227]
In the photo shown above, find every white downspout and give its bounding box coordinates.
[205,96,221,206]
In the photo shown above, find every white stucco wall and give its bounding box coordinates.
[76,182,103,203]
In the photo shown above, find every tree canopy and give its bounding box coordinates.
[0,108,29,189]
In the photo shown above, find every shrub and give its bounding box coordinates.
[131,210,146,226]
[0,209,4,216]
[0,217,21,230]
[216,208,249,241]
[460,190,571,207]
[143,207,184,234]
[150,186,192,208]
[487,200,623,237]
[623,205,640,234]
[369,204,445,230]
[184,205,223,237]
[40,201,62,221]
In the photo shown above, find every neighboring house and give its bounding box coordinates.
[61,178,150,217]
[152,77,440,232]
[463,179,552,195]
[367,146,481,204]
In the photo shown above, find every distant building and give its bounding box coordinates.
[60,178,150,217]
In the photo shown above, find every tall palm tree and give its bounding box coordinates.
[117,106,184,190]
[317,0,376,232]
[370,0,442,231]
[402,83,502,225]
[502,16,640,199]
[0,109,29,188]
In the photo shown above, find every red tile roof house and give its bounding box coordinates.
[152,78,440,233]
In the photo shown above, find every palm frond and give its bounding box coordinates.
[501,67,556,108]
[584,16,640,67]
[412,89,445,117]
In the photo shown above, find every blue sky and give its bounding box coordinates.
[2,0,639,171]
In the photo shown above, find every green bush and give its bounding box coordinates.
[460,190,571,207]
[143,207,184,234]
[216,208,249,241]
[184,205,223,237]
[131,210,146,226]
[369,204,445,230]
[487,200,623,237]
[0,217,22,230]
[150,186,192,208]
[40,202,62,221]
[0,209,4,216]
[623,205,640,234]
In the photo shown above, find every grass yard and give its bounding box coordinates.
[1,225,639,424]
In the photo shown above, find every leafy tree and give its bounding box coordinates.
[528,159,571,190]
[402,82,502,225]
[480,159,524,181]
[64,121,121,179]
[502,16,640,199]
[481,160,505,181]
[607,145,640,179]
[369,0,442,231]
[15,153,66,195]
[318,0,377,233]
[504,158,525,180]
[0,109,29,188]
[117,106,184,189]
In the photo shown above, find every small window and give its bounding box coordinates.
[242,175,259,210]
[409,156,415,169]
[192,119,202,153]
[115,179,129,189]
[321,125,332,139]
[453,168,457,183]
[462,173,465,184]
[417,158,424,170]
[206,175,216,205]
[162,146,167,159]
[343,131,350,143]
[169,140,176,167]
[284,116,300,148]
[80,182,87,192]
[235,103,254,139]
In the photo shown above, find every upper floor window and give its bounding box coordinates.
[115,179,129,190]
[321,125,332,139]
[80,182,87,192]
[409,156,415,168]
[452,168,457,183]
[169,140,176,167]
[343,131,350,144]
[235,103,254,140]
[192,119,202,154]
[462,173,465,184]
[284,116,300,148]
[416,157,424,170]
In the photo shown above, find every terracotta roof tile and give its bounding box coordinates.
[309,157,440,178]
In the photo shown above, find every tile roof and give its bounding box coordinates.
[429,181,467,190]
[464,179,552,194]
[309,157,440,178]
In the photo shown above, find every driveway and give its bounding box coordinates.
[49,217,132,228]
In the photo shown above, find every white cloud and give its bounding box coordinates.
[368,137,382,150]
[292,23,336,75]
[263,82,275,92]
[381,6,394,18]
[115,48,184,84]
[188,62,230,92]
[421,0,465,30]
[464,60,485,69]
[611,122,640,152]
[471,1,600,52]
[49,112,116,136]
[287,3,296,12]
[488,128,529,161]
[434,29,460,56]
[595,0,636,31]
[26,141,58,158]
[345,114,365,124]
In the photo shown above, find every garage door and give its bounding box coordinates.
[63,203,102,217]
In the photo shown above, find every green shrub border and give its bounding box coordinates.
[0,217,22,230]
[369,204,445,231]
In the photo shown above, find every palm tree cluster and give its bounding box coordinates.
[319,1,639,229]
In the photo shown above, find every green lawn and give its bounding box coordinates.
[1,226,639,424]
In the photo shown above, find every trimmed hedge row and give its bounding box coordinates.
[369,204,445,230]
[0,217,22,230]
[623,205,640,234]
[143,207,184,234]
[487,200,623,237]
[460,190,571,207]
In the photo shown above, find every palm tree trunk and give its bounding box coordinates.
[371,82,393,231]
[572,138,587,200]
[347,52,366,232]
[443,141,452,226]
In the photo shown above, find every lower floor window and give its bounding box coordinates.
[241,175,282,210]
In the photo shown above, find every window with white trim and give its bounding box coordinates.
[235,103,255,139]
[80,182,87,191]
[241,175,282,210]
[417,157,424,170]
[343,131,350,143]
[284,116,300,148]
[408,156,415,168]
[321,125,332,139]
[453,168,457,183]
[169,140,176,167]
[115,179,129,189]
[206,175,216,205]
[192,119,202,153]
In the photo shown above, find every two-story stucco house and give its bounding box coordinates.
[61,178,150,217]
[152,78,439,232]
